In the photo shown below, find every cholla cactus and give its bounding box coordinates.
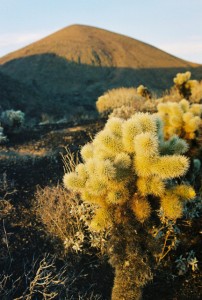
[0,110,25,132]
[64,113,195,300]
[173,71,197,99]
[157,99,202,140]
[137,84,152,99]
[190,80,202,103]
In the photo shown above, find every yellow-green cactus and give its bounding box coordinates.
[157,99,202,140]
[63,112,195,300]
[64,113,193,227]
[137,84,152,99]
[173,71,197,99]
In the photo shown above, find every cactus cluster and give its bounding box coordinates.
[64,113,195,228]
[157,99,202,140]
[173,71,197,99]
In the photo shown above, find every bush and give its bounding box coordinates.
[35,184,109,256]
[0,109,25,132]
[0,126,7,144]
[96,87,145,115]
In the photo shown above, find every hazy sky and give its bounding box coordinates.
[0,0,202,63]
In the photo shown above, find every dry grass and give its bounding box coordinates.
[96,87,158,116]
[96,87,146,114]
[0,253,103,300]
[35,185,80,245]
[35,184,109,255]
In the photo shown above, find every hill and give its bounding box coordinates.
[0,71,46,120]
[0,24,201,121]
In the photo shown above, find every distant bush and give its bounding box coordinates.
[0,109,25,132]
[96,87,157,119]
[0,126,7,144]
[96,87,145,115]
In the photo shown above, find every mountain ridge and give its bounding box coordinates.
[0,24,199,68]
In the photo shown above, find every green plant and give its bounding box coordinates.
[63,113,195,299]
[175,250,198,275]
[0,126,7,144]
[0,109,25,135]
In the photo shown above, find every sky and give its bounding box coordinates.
[0,0,202,64]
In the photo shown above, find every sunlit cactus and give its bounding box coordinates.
[157,99,202,140]
[63,113,195,300]
[173,71,197,99]
[131,193,151,223]
[137,84,152,99]
[160,192,183,220]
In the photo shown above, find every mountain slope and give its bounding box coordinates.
[0,24,201,121]
[0,71,46,118]
[0,24,199,68]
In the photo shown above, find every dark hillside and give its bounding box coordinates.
[0,24,201,121]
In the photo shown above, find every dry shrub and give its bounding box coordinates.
[35,184,109,255]
[0,254,103,300]
[108,100,157,119]
[35,185,85,248]
[96,87,146,115]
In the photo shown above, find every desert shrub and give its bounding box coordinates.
[108,105,137,120]
[108,99,157,120]
[96,87,145,115]
[0,253,103,300]
[0,109,25,133]
[63,113,195,300]
[35,184,109,255]
[0,172,15,218]
[157,99,202,140]
[0,126,7,144]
